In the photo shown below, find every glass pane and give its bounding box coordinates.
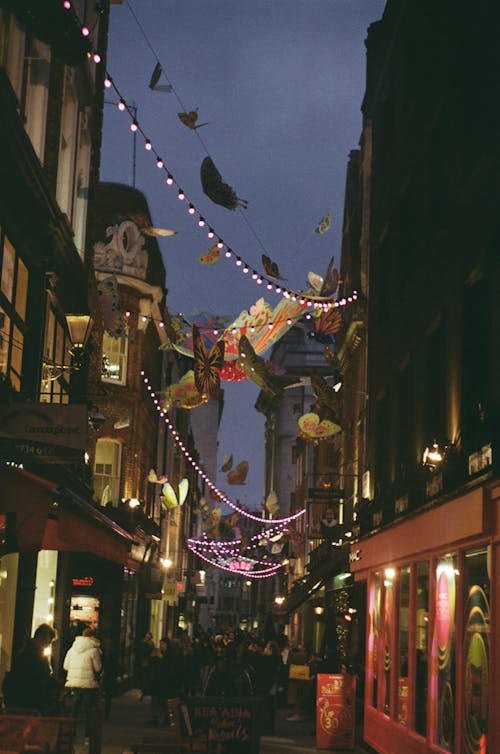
[31,550,58,638]
[462,548,489,754]
[15,257,28,320]
[369,573,381,709]
[398,566,410,725]
[101,331,127,383]
[1,235,15,301]
[44,306,55,361]
[55,321,64,367]
[0,553,19,684]
[415,561,429,735]
[11,325,23,389]
[382,569,394,715]
[435,555,457,752]
[0,307,10,373]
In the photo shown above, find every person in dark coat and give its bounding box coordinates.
[2,623,59,714]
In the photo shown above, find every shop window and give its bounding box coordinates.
[398,566,410,726]
[56,67,79,220]
[72,107,92,257]
[368,573,381,710]
[31,550,57,638]
[462,548,489,754]
[0,553,19,685]
[23,38,51,163]
[0,232,29,391]
[101,330,128,385]
[382,570,394,716]
[415,561,429,736]
[435,555,457,752]
[0,12,26,104]
[94,439,122,506]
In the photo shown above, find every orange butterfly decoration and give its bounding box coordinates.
[311,370,339,413]
[198,243,221,265]
[314,309,342,339]
[178,109,209,130]
[227,460,249,485]
[262,254,286,280]
[192,325,225,399]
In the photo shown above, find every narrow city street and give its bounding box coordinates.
[73,689,373,754]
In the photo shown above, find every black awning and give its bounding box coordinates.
[273,543,349,617]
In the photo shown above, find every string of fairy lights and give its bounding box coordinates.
[64,0,359,312]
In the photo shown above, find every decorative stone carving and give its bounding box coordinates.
[94,220,148,279]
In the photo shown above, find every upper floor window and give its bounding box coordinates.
[56,67,79,222]
[94,439,122,506]
[40,302,71,404]
[101,330,128,385]
[0,230,28,391]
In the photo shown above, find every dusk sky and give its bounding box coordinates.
[100,0,386,510]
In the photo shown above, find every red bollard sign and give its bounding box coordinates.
[316,673,356,750]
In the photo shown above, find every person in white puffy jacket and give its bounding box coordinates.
[64,627,102,741]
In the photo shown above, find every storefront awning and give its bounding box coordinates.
[0,466,134,565]
[273,542,349,617]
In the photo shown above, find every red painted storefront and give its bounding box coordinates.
[350,483,500,754]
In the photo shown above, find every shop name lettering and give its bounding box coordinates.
[349,549,361,562]
[24,423,81,436]
[72,577,94,587]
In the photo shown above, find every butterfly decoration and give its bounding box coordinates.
[204,506,222,539]
[97,275,127,338]
[161,370,208,411]
[193,325,225,399]
[298,412,341,444]
[311,371,340,413]
[198,243,221,265]
[149,62,173,92]
[262,254,286,280]
[148,469,168,484]
[125,213,177,238]
[220,454,233,472]
[200,157,248,211]
[238,335,295,396]
[263,491,280,518]
[307,256,340,299]
[160,478,189,522]
[308,309,342,345]
[227,460,249,485]
[315,211,332,234]
[161,306,179,345]
[178,109,209,130]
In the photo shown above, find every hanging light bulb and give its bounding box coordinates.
[118,99,126,111]
[166,174,174,185]
[144,139,152,151]
[130,120,138,132]
[156,157,164,168]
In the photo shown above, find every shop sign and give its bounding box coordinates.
[349,549,362,563]
[189,698,260,754]
[163,578,178,605]
[309,488,344,500]
[0,404,87,463]
[72,576,95,588]
[316,673,356,750]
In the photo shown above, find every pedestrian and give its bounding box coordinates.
[63,627,102,742]
[260,640,283,734]
[137,630,154,695]
[2,623,59,715]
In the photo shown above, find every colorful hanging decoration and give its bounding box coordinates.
[238,335,294,396]
[310,309,342,343]
[178,109,209,130]
[220,454,233,472]
[204,506,222,539]
[200,156,248,211]
[198,243,221,265]
[148,469,168,484]
[97,275,127,338]
[126,213,177,237]
[310,371,340,413]
[227,460,249,485]
[162,370,209,411]
[307,257,340,299]
[193,325,225,399]
[297,412,341,444]
[315,211,332,234]
[263,491,280,518]
[160,478,189,522]
[148,62,173,92]
[220,361,247,382]
[324,345,336,366]
[262,254,286,280]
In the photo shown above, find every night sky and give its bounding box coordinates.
[100,0,386,511]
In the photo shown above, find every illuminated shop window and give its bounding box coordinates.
[435,554,457,752]
[101,330,128,385]
[0,552,19,683]
[415,561,429,736]
[397,566,410,726]
[462,548,489,754]
[94,439,122,506]
[31,550,57,639]
[369,573,381,710]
